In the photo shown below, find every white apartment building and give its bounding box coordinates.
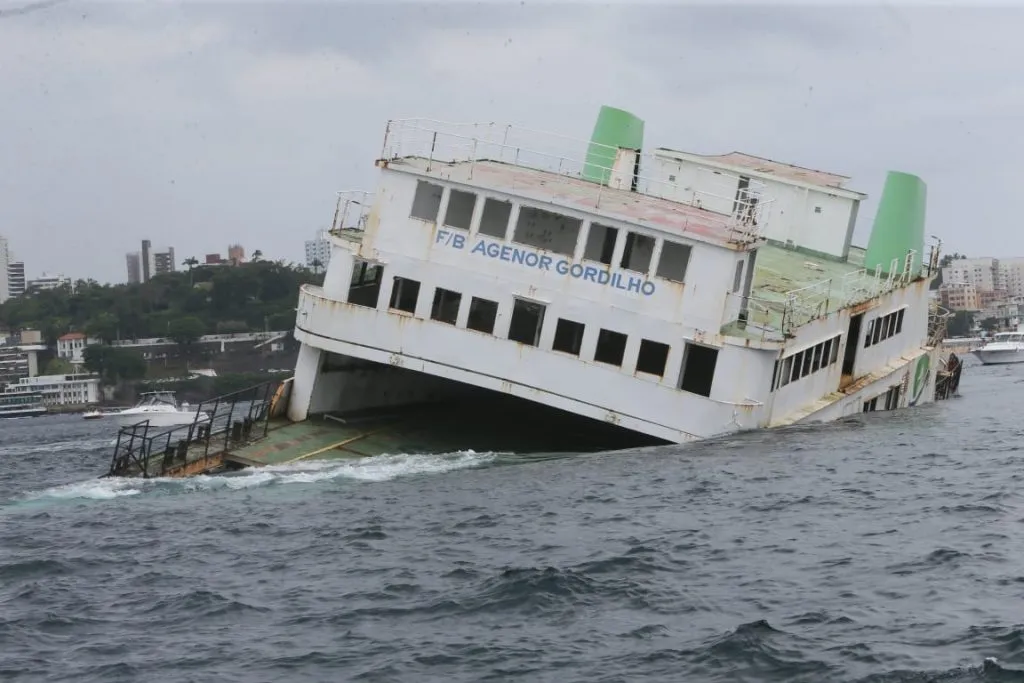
[305,231,331,270]
[6,373,101,406]
[28,273,70,292]
[942,257,1001,291]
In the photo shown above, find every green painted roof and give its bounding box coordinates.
[723,244,875,341]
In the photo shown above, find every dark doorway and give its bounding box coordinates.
[842,313,863,379]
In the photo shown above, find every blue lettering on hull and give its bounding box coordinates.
[435,231,656,296]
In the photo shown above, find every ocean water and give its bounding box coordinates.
[2,360,1024,682]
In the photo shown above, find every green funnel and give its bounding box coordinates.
[864,171,927,275]
[583,105,644,185]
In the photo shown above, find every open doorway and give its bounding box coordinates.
[840,313,863,389]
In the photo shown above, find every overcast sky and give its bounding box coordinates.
[0,1,1017,282]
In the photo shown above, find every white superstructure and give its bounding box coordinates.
[283,111,948,445]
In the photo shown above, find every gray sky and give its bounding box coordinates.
[0,1,1017,282]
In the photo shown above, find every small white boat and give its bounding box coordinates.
[111,391,211,427]
[973,330,1024,365]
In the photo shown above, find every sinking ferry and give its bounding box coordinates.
[287,106,959,440]
[107,106,963,478]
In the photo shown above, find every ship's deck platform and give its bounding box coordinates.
[721,243,922,342]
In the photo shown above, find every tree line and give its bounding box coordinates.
[0,258,324,346]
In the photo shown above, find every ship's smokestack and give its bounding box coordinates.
[583,105,644,191]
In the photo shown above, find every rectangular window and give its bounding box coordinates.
[513,206,581,256]
[466,297,498,334]
[583,223,618,265]
[733,260,745,293]
[679,343,718,398]
[780,356,793,387]
[478,198,512,238]
[620,232,655,273]
[388,276,420,314]
[410,180,443,222]
[508,299,546,347]
[443,189,476,230]
[552,318,585,356]
[895,309,905,334]
[347,260,383,308]
[791,351,803,383]
[430,288,462,325]
[636,339,670,377]
[656,240,692,282]
[594,329,627,367]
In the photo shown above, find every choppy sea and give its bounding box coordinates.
[3,359,1024,682]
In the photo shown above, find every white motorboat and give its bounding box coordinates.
[112,391,211,427]
[973,331,1024,365]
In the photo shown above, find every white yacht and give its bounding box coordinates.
[973,330,1024,365]
[112,391,210,427]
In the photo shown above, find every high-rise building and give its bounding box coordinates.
[141,239,152,282]
[126,252,142,284]
[135,240,175,282]
[304,231,331,271]
[7,261,25,298]
[227,244,245,265]
[153,246,175,275]
[0,236,10,303]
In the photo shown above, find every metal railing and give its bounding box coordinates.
[725,249,927,339]
[377,118,775,245]
[329,190,374,240]
[106,380,282,478]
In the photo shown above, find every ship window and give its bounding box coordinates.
[466,297,499,334]
[594,328,627,367]
[636,339,670,377]
[583,223,618,265]
[620,232,655,273]
[513,206,581,256]
[552,318,585,356]
[656,241,692,282]
[444,190,476,230]
[388,276,420,314]
[733,260,745,293]
[780,356,793,387]
[812,343,823,371]
[347,260,383,308]
[508,299,545,347]
[865,307,906,348]
[679,342,718,398]
[430,287,462,325]
[478,198,512,238]
[410,181,443,222]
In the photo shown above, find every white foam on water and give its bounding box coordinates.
[21,450,498,503]
[25,477,143,501]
